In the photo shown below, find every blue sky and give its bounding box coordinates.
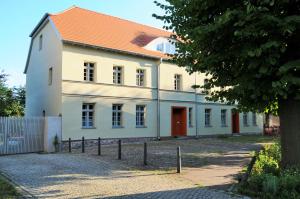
[0,0,166,87]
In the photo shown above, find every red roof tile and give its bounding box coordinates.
[49,6,171,58]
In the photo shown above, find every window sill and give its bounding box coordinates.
[112,126,124,129]
[244,125,249,127]
[205,125,212,128]
[82,127,96,129]
[136,126,147,128]
[221,125,228,128]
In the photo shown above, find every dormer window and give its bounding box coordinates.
[144,37,176,55]
[156,43,164,52]
[155,42,175,54]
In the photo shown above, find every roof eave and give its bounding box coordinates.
[62,40,170,61]
[29,13,49,37]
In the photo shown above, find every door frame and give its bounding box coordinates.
[171,106,187,137]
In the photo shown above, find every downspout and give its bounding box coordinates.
[195,72,199,138]
[157,58,162,140]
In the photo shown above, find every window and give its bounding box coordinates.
[84,62,95,82]
[174,74,182,91]
[221,109,227,127]
[243,113,249,126]
[136,69,145,87]
[112,104,123,127]
[156,43,164,52]
[136,105,146,127]
[205,109,211,127]
[188,107,193,127]
[113,66,123,84]
[252,113,257,126]
[48,67,53,85]
[39,34,43,51]
[204,79,211,94]
[82,104,94,128]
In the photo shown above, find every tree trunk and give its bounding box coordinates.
[279,98,300,168]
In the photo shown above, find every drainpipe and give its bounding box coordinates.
[195,72,199,138]
[156,58,162,140]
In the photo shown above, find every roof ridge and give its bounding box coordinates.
[52,5,171,35]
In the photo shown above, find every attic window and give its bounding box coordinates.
[156,43,164,52]
[39,34,43,51]
[156,42,176,54]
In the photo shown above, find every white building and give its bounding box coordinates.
[25,6,263,140]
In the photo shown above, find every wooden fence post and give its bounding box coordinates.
[118,140,121,160]
[68,138,71,153]
[82,136,85,153]
[144,142,147,165]
[98,137,101,156]
[177,146,181,173]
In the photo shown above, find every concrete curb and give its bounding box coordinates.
[0,171,37,198]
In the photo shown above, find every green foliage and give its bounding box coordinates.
[238,143,300,199]
[252,143,281,175]
[0,70,25,116]
[0,176,19,198]
[154,0,300,114]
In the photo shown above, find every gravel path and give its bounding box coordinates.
[0,153,245,198]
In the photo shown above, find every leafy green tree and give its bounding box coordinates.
[154,0,300,167]
[0,70,25,116]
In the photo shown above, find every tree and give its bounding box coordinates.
[0,70,25,116]
[154,0,300,167]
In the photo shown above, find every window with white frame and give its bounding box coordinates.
[243,112,249,126]
[136,105,146,127]
[136,69,145,87]
[156,43,164,52]
[113,66,123,84]
[221,109,227,127]
[48,67,53,85]
[84,62,95,82]
[39,34,43,51]
[82,103,94,128]
[188,107,193,127]
[174,74,182,91]
[252,112,257,126]
[112,104,123,127]
[205,109,211,126]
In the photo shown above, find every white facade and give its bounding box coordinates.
[25,14,263,140]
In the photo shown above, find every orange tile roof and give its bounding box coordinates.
[49,6,171,59]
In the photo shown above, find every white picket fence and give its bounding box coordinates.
[0,117,45,155]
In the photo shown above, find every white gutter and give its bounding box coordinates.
[156,58,162,140]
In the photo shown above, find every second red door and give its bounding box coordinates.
[171,107,187,137]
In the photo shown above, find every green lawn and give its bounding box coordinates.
[0,176,19,198]
[218,134,279,144]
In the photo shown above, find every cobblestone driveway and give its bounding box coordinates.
[0,153,245,198]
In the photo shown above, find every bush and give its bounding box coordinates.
[238,143,300,199]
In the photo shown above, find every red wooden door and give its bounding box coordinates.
[171,107,187,136]
[232,112,240,133]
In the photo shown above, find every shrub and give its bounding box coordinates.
[238,143,300,199]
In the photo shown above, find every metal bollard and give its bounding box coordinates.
[144,142,147,165]
[177,146,181,173]
[68,138,71,153]
[118,140,121,160]
[82,136,85,153]
[98,137,101,156]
